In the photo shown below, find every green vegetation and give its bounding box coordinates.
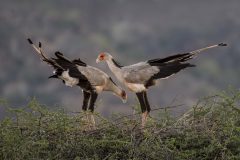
[0,90,240,160]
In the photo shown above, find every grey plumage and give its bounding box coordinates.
[27,38,127,117]
[122,62,160,85]
[97,43,227,128]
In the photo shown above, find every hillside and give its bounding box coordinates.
[0,90,239,159]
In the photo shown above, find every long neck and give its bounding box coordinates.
[106,58,123,81]
[112,84,123,99]
[105,79,123,99]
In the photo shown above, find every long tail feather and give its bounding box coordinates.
[189,43,227,56]
[148,43,227,65]
[27,38,64,70]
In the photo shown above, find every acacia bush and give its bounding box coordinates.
[0,90,240,160]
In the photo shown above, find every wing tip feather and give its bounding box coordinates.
[218,43,227,46]
[27,38,33,44]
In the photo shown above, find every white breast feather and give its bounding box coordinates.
[61,70,79,87]
[125,83,146,92]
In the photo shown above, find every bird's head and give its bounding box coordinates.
[121,90,127,103]
[96,52,111,63]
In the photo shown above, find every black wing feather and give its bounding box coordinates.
[51,51,74,69]
[145,62,195,88]
[112,59,123,68]
[155,63,195,79]
[72,58,87,66]
[51,52,87,79]
[148,53,193,66]
[50,52,93,90]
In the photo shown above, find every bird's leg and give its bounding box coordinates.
[136,92,148,128]
[82,91,91,125]
[143,91,151,113]
[142,91,151,127]
[88,92,98,129]
[82,91,91,111]
[90,114,96,130]
[141,111,148,129]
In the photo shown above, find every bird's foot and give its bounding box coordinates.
[141,111,149,130]
[90,114,96,130]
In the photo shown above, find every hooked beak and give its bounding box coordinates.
[122,98,127,104]
[121,92,127,103]
[96,58,100,63]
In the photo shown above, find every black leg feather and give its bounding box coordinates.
[82,91,91,111]
[136,92,147,113]
[88,92,98,112]
[143,91,151,112]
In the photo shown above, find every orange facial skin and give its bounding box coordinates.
[98,52,106,61]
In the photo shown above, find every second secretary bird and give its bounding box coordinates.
[96,43,227,128]
[27,38,127,128]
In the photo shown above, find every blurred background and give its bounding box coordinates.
[0,0,239,119]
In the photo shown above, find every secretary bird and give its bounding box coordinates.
[27,38,127,128]
[96,43,227,128]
